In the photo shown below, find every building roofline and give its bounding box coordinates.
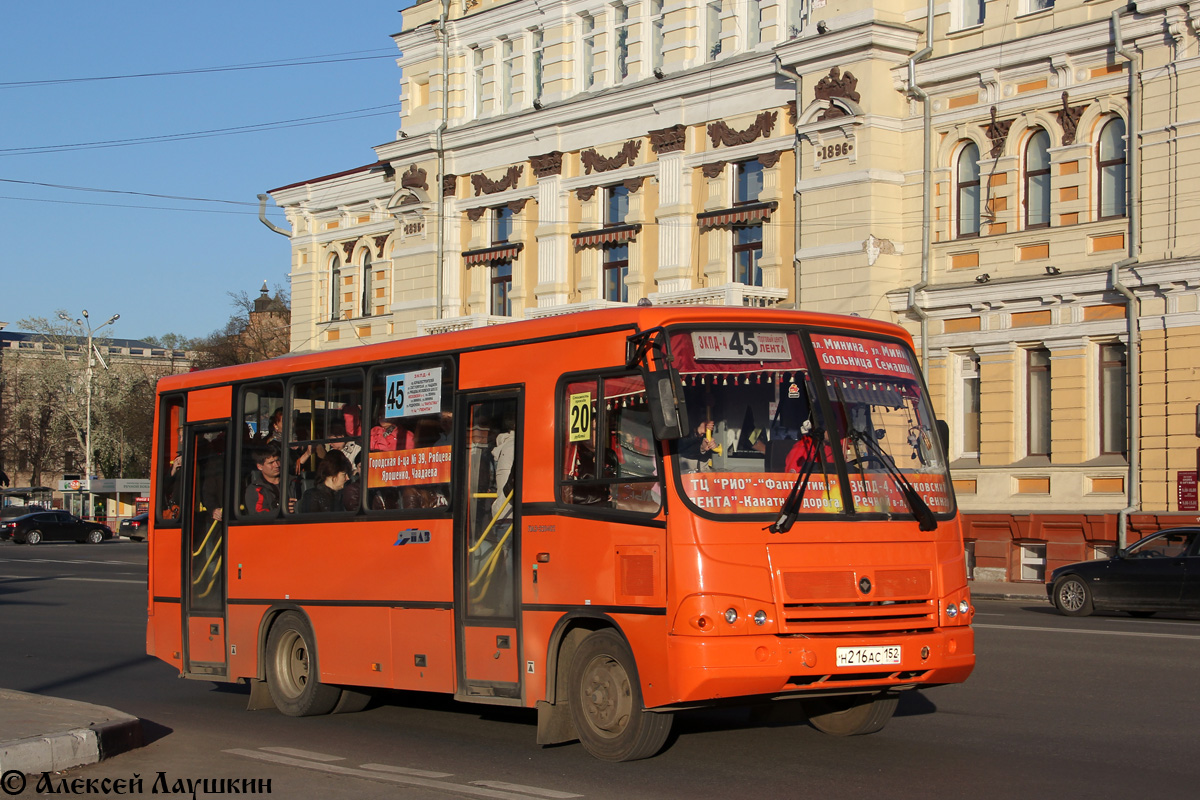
[268,161,389,195]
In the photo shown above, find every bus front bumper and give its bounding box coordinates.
[660,626,975,706]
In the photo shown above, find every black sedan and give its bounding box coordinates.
[0,511,113,545]
[118,512,150,541]
[1048,527,1200,616]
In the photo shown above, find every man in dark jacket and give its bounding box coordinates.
[244,444,284,517]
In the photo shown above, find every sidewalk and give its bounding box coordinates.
[0,689,142,777]
[969,579,1050,602]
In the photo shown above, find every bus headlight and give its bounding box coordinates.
[724,607,739,625]
[946,604,958,618]
[959,601,970,615]
[753,610,768,626]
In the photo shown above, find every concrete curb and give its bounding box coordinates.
[0,691,144,777]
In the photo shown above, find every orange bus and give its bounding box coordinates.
[146,306,974,761]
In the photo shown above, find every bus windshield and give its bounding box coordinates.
[670,328,953,520]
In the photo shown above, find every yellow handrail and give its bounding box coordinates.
[469,524,512,601]
[468,491,512,554]
[197,556,222,599]
[191,519,220,557]
[191,537,223,585]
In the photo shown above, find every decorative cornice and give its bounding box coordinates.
[622,176,646,193]
[787,100,797,127]
[467,207,487,222]
[340,241,356,260]
[984,106,1014,159]
[507,198,529,214]
[649,124,687,154]
[373,235,389,256]
[443,173,457,198]
[400,164,428,191]
[758,151,785,169]
[581,140,642,174]
[708,111,777,148]
[576,186,598,202]
[1055,91,1087,146]
[530,151,564,178]
[471,165,524,196]
[813,67,861,121]
[701,162,727,179]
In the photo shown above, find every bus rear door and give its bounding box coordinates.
[181,423,230,678]
[456,392,522,701]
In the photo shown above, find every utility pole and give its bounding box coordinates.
[59,309,119,515]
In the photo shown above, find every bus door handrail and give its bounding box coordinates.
[468,490,513,555]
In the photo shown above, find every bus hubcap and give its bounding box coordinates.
[582,656,632,735]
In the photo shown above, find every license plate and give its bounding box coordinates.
[836,645,901,667]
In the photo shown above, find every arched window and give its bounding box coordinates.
[956,142,981,238]
[328,254,341,322]
[360,250,373,318]
[1024,129,1051,229]
[1097,117,1127,220]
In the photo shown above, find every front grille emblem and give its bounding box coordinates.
[859,576,872,594]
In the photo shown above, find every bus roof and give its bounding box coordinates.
[156,307,913,393]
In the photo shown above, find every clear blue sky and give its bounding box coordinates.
[1,1,413,341]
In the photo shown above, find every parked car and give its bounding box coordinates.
[118,512,150,541]
[0,511,113,545]
[1048,527,1200,617]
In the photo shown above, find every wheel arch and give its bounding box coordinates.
[542,611,634,706]
[254,603,317,681]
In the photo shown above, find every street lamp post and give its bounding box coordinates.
[59,310,119,514]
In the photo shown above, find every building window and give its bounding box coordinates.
[1027,348,1051,458]
[649,0,665,73]
[328,254,341,322]
[956,142,981,238]
[706,0,722,61]
[603,244,629,302]
[614,4,631,83]
[961,353,981,458]
[733,226,763,286]
[956,0,986,29]
[360,251,372,318]
[786,0,810,38]
[1026,0,1054,13]
[530,29,545,104]
[1100,342,1127,457]
[471,47,485,118]
[1019,542,1046,582]
[491,261,513,317]
[493,205,515,245]
[500,38,516,112]
[1097,117,1127,220]
[746,0,762,48]
[1024,129,1051,229]
[605,184,630,226]
[581,14,597,90]
[735,159,764,205]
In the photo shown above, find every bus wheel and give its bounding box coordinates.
[804,692,898,736]
[266,611,341,716]
[567,629,672,761]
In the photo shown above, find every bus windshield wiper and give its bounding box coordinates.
[768,425,828,534]
[849,430,938,531]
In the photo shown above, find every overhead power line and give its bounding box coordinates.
[0,104,401,156]
[0,49,398,89]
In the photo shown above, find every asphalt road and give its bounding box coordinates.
[2,540,1198,799]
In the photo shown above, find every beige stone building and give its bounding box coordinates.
[270,0,1200,581]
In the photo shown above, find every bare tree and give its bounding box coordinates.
[192,285,290,369]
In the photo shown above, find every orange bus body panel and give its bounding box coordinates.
[186,386,231,422]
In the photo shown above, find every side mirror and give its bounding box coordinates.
[935,419,950,461]
[643,371,689,441]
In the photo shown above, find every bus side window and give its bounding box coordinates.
[156,396,185,526]
[237,382,284,520]
[606,376,661,514]
[366,363,453,512]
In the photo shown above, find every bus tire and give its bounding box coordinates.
[803,692,898,736]
[567,629,672,761]
[331,687,372,714]
[265,611,341,717]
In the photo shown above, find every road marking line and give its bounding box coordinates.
[0,574,143,584]
[260,747,344,761]
[0,557,144,566]
[226,749,576,800]
[974,623,1200,641]
[360,763,453,779]
[470,781,583,798]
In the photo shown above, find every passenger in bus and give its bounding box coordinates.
[244,443,289,517]
[370,412,414,452]
[784,420,836,472]
[677,420,718,472]
[299,451,352,513]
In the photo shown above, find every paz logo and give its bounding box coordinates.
[394,528,432,546]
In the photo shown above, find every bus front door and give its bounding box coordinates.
[182,425,229,678]
[456,394,522,700]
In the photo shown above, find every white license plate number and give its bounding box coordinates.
[835,645,901,667]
